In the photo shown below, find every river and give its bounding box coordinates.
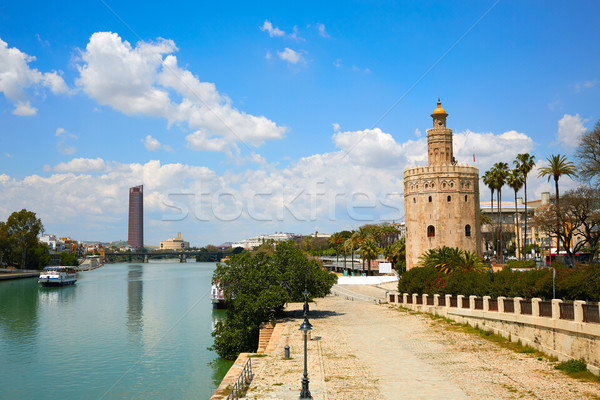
[0,261,232,399]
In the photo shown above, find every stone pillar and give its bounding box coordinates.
[574,300,586,323]
[422,294,428,306]
[445,294,452,308]
[497,296,505,313]
[457,295,464,308]
[514,297,523,315]
[469,295,477,310]
[532,298,541,317]
[434,294,440,306]
[403,293,408,304]
[412,293,418,306]
[483,296,491,312]
[551,299,562,320]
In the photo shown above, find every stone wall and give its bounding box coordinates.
[387,292,600,375]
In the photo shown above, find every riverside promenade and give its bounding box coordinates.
[239,282,600,400]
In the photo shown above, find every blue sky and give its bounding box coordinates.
[0,1,598,246]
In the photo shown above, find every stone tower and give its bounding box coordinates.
[403,100,481,270]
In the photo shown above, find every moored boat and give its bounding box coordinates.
[211,282,228,309]
[38,266,77,287]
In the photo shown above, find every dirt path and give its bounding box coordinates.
[244,286,600,399]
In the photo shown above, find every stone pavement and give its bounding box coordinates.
[242,284,600,400]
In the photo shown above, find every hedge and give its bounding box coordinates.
[397,263,600,302]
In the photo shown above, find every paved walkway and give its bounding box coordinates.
[243,284,600,400]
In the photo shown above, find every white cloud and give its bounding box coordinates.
[277,48,303,64]
[556,114,586,151]
[573,80,598,92]
[54,157,108,173]
[0,37,67,116]
[5,153,10,158]
[260,20,285,37]
[333,59,341,68]
[144,135,162,151]
[414,128,422,138]
[316,23,330,38]
[186,130,231,153]
[76,32,286,151]
[55,127,78,155]
[332,123,340,132]
[13,101,37,116]
[265,51,272,60]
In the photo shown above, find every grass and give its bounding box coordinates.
[248,354,268,358]
[554,359,600,383]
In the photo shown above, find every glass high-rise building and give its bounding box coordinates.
[128,185,144,248]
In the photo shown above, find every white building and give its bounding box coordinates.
[232,232,300,250]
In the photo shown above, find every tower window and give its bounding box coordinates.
[465,195,468,202]
[428,196,432,202]
[447,195,451,202]
[427,225,435,238]
[465,225,471,237]
[413,198,416,203]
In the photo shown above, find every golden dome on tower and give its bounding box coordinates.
[432,98,447,115]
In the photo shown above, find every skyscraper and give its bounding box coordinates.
[128,185,144,248]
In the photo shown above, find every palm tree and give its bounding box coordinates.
[383,237,405,271]
[482,169,497,256]
[538,154,577,254]
[327,232,343,266]
[492,162,509,263]
[360,235,380,276]
[507,168,525,260]
[514,153,536,258]
[418,246,486,274]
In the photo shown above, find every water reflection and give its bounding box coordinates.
[0,279,39,342]
[127,264,144,337]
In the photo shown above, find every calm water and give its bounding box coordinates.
[0,261,232,400]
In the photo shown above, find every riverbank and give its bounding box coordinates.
[0,268,39,280]
[229,283,600,400]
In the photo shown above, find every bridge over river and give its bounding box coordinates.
[104,250,232,263]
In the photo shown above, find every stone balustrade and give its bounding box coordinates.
[387,292,600,375]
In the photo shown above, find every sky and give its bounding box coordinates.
[0,1,598,246]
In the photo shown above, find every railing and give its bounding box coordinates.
[450,296,457,307]
[474,298,483,310]
[503,298,514,313]
[416,296,423,305]
[389,294,395,303]
[461,297,470,309]
[539,301,552,317]
[520,300,532,315]
[488,299,498,311]
[406,295,413,304]
[560,302,575,320]
[438,296,446,307]
[583,303,600,323]
[226,359,254,400]
[427,296,434,306]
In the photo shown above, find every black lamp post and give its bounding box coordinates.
[299,288,312,399]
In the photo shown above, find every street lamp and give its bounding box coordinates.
[299,288,312,399]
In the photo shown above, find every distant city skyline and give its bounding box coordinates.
[0,2,598,246]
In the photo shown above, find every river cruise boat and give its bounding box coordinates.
[38,266,77,287]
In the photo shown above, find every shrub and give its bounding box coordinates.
[555,359,587,373]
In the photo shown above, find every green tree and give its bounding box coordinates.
[507,168,525,260]
[482,169,498,256]
[538,154,577,253]
[360,235,380,276]
[383,237,406,272]
[575,120,600,187]
[492,162,510,262]
[211,241,336,359]
[514,153,536,258]
[327,232,344,264]
[0,222,9,266]
[418,246,486,274]
[59,252,79,266]
[5,209,44,269]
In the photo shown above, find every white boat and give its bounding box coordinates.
[38,266,77,287]
[211,283,227,309]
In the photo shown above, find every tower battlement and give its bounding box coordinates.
[404,164,479,178]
